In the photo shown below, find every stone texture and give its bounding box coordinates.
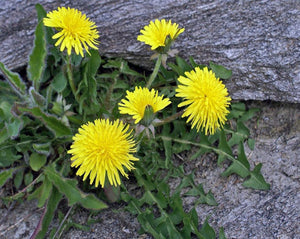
[0,0,299,103]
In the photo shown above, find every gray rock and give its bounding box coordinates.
[191,102,300,239]
[0,0,299,103]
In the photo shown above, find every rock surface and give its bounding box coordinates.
[0,0,299,103]
[0,101,299,238]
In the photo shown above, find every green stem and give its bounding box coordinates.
[53,205,74,238]
[153,110,184,127]
[66,55,79,102]
[104,77,117,110]
[160,135,236,162]
[146,54,162,88]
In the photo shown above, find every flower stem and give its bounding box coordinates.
[146,54,162,88]
[66,55,79,102]
[104,182,120,203]
[104,77,117,110]
[153,110,184,127]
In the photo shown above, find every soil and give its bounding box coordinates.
[0,101,299,239]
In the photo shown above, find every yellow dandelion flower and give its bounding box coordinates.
[68,119,138,188]
[118,86,171,124]
[176,67,231,135]
[43,7,99,57]
[137,19,184,50]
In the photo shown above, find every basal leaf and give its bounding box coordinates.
[119,60,144,77]
[221,142,250,178]
[169,193,184,225]
[29,152,47,171]
[44,165,107,210]
[18,107,71,137]
[189,56,199,68]
[24,172,34,186]
[219,227,227,239]
[185,184,217,206]
[51,71,67,93]
[209,62,232,79]
[176,56,193,74]
[35,3,47,21]
[5,117,23,139]
[85,49,101,78]
[240,108,260,122]
[0,61,26,95]
[0,127,8,145]
[242,163,270,190]
[0,101,12,120]
[0,148,22,167]
[228,102,245,119]
[200,218,216,239]
[217,130,233,165]
[227,120,250,147]
[14,169,24,189]
[0,168,15,187]
[32,142,52,156]
[28,175,52,207]
[137,212,166,239]
[190,133,211,160]
[35,186,63,239]
[181,208,203,239]
[29,87,46,107]
[162,137,172,168]
[27,19,46,90]
[35,4,60,60]
[247,138,255,150]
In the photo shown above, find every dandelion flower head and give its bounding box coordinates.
[43,7,99,57]
[68,119,138,188]
[176,67,231,135]
[137,19,184,50]
[119,86,171,124]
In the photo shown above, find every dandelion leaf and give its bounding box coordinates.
[44,165,107,210]
[242,163,270,190]
[209,61,232,80]
[222,142,250,178]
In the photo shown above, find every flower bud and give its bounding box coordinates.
[141,105,155,126]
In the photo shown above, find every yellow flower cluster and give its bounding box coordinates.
[44,7,231,187]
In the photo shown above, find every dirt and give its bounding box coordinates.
[0,101,299,239]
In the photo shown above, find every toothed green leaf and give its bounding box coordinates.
[44,165,108,210]
[243,163,270,190]
[0,62,26,95]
